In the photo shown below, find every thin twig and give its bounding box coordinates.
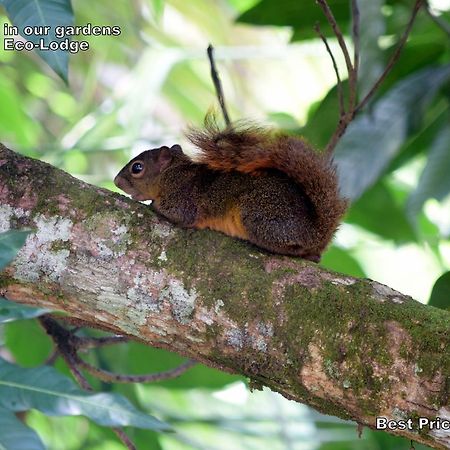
[319,0,424,155]
[77,357,197,384]
[315,0,355,89]
[314,23,345,117]
[44,349,59,365]
[207,44,231,127]
[76,335,129,350]
[351,0,360,108]
[112,428,137,450]
[354,0,424,113]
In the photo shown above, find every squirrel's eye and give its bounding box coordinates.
[131,161,144,175]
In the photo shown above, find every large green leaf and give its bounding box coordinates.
[237,0,350,40]
[0,230,31,270]
[0,299,50,324]
[0,358,170,431]
[357,0,385,97]
[428,272,450,310]
[346,182,416,243]
[1,0,73,82]
[333,65,450,200]
[4,321,53,367]
[0,407,45,450]
[407,123,450,222]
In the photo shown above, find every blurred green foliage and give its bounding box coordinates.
[0,0,449,449]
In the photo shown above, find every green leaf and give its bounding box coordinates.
[237,0,350,40]
[0,358,170,431]
[0,407,45,450]
[333,65,450,200]
[407,123,450,222]
[320,246,366,278]
[346,182,416,243]
[2,0,74,82]
[320,247,366,278]
[0,298,50,324]
[0,230,31,270]
[357,0,385,97]
[4,321,53,367]
[428,272,450,310]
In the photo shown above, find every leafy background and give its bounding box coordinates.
[0,0,449,449]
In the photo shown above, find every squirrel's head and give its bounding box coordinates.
[114,144,183,201]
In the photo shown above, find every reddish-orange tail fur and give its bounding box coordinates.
[187,119,347,250]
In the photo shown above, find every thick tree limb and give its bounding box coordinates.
[0,144,449,449]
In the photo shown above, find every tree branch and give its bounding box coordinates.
[0,144,449,449]
[314,23,345,117]
[207,44,231,127]
[318,0,424,155]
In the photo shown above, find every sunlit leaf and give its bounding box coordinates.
[407,123,450,222]
[0,407,45,450]
[2,0,74,82]
[428,272,450,310]
[0,358,170,431]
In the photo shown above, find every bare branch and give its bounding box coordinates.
[351,0,360,103]
[112,429,137,450]
[355,0,424,114]
[314,23,345,117]
[76,335,130,350]
[207,44,231,127]
[76,357,197,384]
[319,0,424,155]
[39,316,137,449]
[315,0,355,94]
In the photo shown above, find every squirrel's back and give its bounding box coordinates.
[187,119,347,256]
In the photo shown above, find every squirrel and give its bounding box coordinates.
[114,119,347,262]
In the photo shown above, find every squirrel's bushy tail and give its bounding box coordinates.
[187,119,347,247]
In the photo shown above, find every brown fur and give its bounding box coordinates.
[114,120,347,261]
[187,119,348,258]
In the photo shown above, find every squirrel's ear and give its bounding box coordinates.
[171,144,183,154]
[156,147,174,171]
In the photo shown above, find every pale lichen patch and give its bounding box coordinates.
[126,272,163,316]
[372,281,405,303]
[257,322,274,337]
[0,205,29,232]
[13,214,72,282]
[214,299,224,314]
[159,279,197,324]
[330,277,356,286]
[158,251,167,262]
[226,327,244,350]
[153,222,174,239]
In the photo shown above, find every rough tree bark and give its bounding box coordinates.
[0,144,449,449]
